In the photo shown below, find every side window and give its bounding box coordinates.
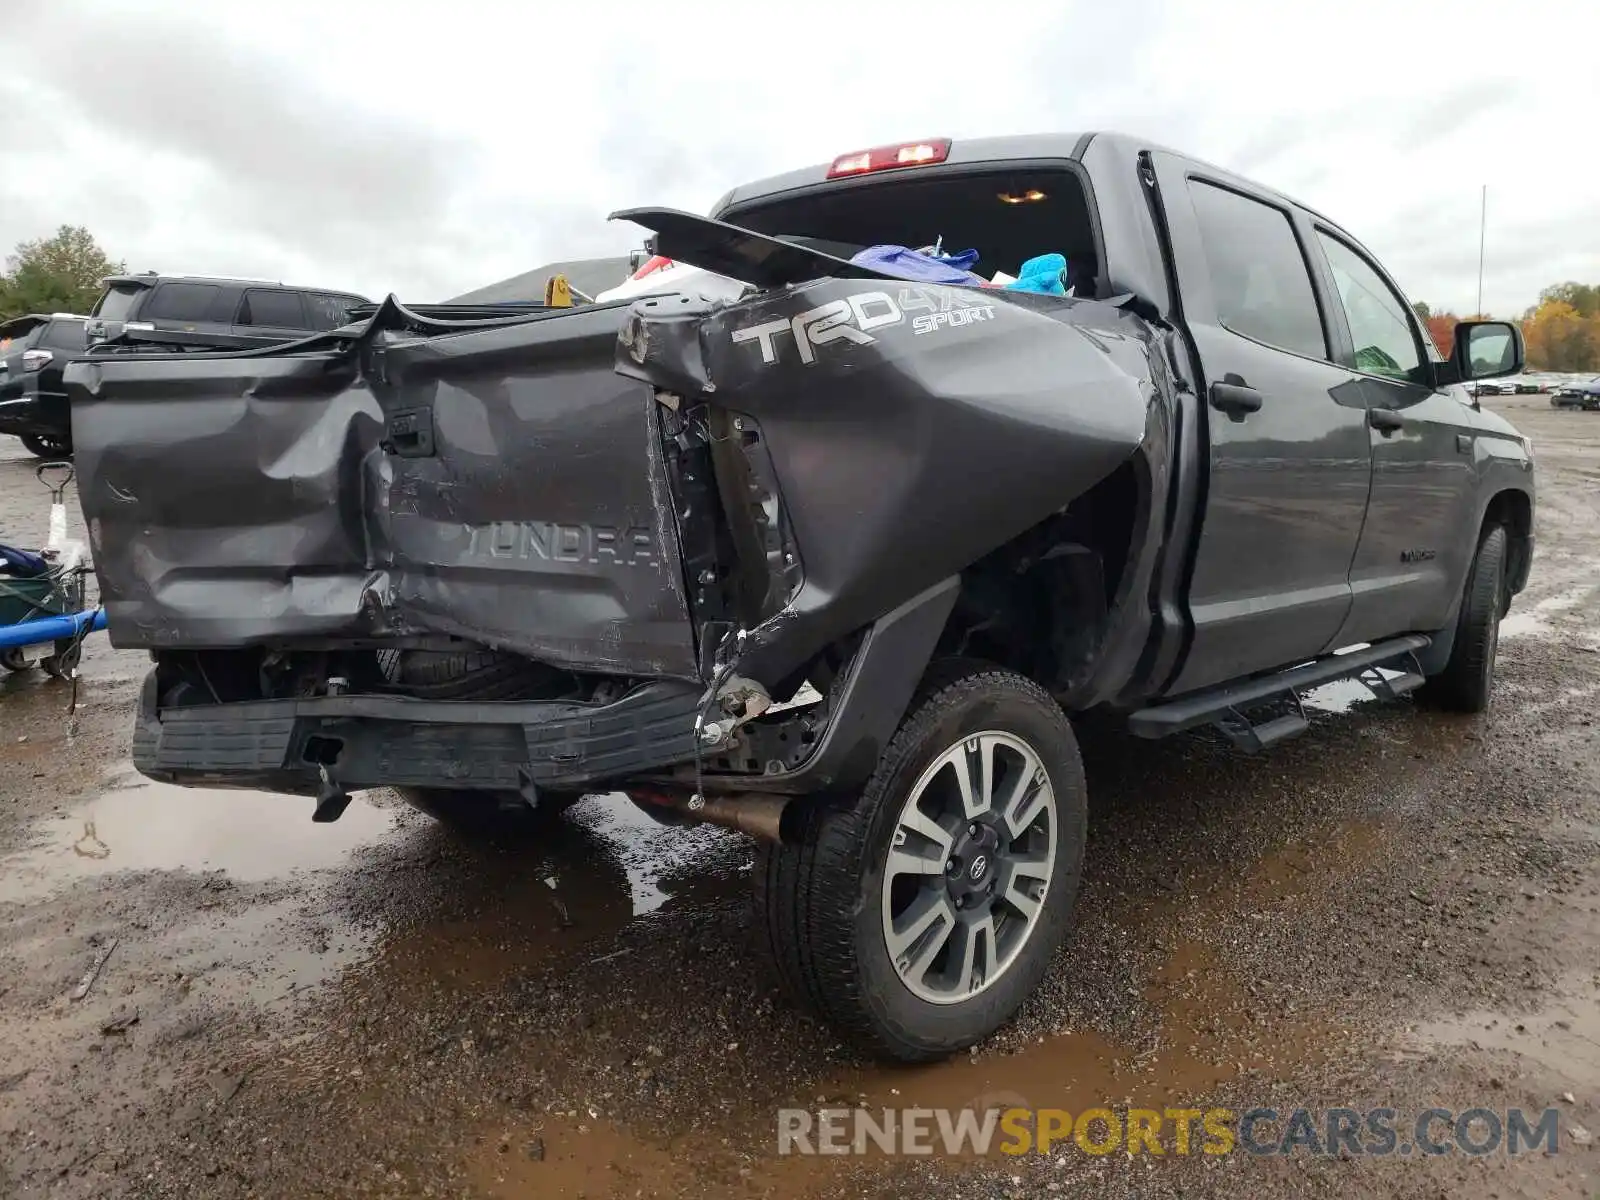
[237,289,307,328]
[143,283,222,322]
[305,292,358,331]
[1187,180,1328,361]
[1314,232,1424,381]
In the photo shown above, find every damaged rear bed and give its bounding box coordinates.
[68,211,1166,799]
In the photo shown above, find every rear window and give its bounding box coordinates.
[92,284,145,322]
[725,166,1099,288]
[1186,180,1328,361]
[237,289,306,328]
[144,283,223,322]
[305,292,359,331]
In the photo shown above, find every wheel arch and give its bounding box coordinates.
[1482,487,1532,601]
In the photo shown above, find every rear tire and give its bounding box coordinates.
[1,647,36,673]
[396,787,582,835]
[19,432,71,459]
[1419,523,1506,714]
[756,665,1087,1062]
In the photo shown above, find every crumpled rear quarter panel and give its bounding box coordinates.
[618,280,1160,684]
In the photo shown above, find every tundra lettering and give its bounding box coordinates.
[464,521,657,567]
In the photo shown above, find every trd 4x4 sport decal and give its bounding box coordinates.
[731,286,997,365]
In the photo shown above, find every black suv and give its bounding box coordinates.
[0,313,89,458]
[88,274,370,352]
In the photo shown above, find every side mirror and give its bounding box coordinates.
[1451,320,1523,381]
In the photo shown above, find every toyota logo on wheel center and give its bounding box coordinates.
[967,855,989,882]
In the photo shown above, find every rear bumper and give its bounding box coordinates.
[132,672,707,794]
[0,383,67,436]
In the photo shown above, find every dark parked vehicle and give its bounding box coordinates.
[67,132,1534,1061]
[87,273,370,352]
[0,313,89,457]
[1552,377,1600,410]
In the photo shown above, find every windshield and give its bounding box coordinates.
[92,284,145,321]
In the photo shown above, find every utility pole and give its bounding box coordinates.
[1476,184,1487,318]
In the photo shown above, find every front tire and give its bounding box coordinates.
[756,666,1087,1062]
[1419,523,1507,713]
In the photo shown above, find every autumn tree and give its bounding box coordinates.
[1540,282,1600,319]
[1522,299,1599,372]
[1424,311,1459,357]
[0,226,123,321]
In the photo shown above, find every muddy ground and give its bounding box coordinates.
[0,395,1595,1199]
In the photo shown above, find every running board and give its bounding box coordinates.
[1128,635,1432,745]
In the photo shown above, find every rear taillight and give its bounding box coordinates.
[628,255,675,281]
[826,138,951,179]
[20,349,53,372]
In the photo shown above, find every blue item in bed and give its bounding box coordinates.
[1004,253,1068,296]
[849,244,988,287]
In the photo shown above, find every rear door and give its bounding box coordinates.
[1151,154,1375,693]
[141,281,225,335]
[1309,227,1480,643]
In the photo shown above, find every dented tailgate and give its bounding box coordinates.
[69,303,701,679]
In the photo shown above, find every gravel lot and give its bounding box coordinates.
[0,395,1596,1199]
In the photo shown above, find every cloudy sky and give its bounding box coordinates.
[4,0,1595,317]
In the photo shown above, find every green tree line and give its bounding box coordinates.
[0,226,124,322]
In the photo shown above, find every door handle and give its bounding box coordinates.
[1209,379,1263,421]
[1368,408,1403,434]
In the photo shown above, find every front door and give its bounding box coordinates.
[1150,154,1375,694]
[1308,228,1481,644]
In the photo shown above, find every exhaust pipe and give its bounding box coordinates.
[630,789,790,841]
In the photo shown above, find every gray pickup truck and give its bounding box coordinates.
[67,132,1534,1062]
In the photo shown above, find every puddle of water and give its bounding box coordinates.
[1410,970,1600,1084]
[776,825,1381,1163]
[815,940,1333,1160]
[1302,675,1384,715]
[356,793,750,996]
[159,896,377,1009]
[468,1115,715,1198]
[1234,820,1388,908]
[570,791,745,916]
[1502,585,1594,639]
[467,1111,858,1200]
[0,765,399,903]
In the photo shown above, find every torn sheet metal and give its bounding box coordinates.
[70,218,1165,698]
[68,301,700,679]
[615,272,1161,687]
